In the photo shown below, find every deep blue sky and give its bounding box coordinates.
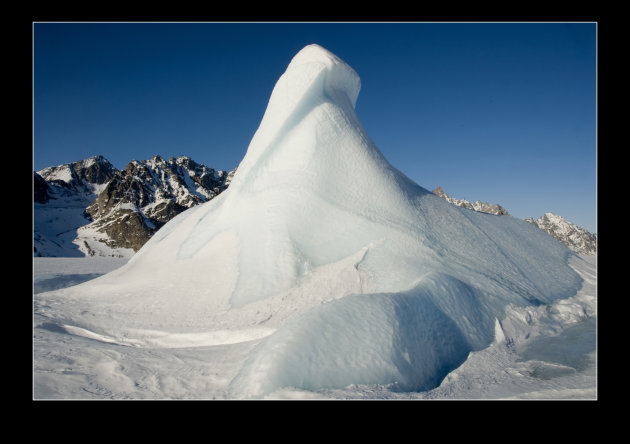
[33,22,597,232]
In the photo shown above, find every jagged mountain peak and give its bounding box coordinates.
[76,154,111,167]
[72,155,117,185]
[526,213,596,255]
[433,185,445,196]
[37,156,117,196]
[539,212,569,224]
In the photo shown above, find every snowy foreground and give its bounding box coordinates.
[33,45,596,400]
[33,254,596,400]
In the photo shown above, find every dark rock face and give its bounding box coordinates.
[71,155,117,185]
[84,155,233,253]
[92,209,155,253]
[34,172,51,204]
[86,173,153,220]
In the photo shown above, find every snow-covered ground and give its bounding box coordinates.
[32,254,595,399]
[33,257,130,294]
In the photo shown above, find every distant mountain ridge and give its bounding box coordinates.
[432,186,596,255]
[432,186,510,216]
[525,213,597,255]
[34,155,235,257]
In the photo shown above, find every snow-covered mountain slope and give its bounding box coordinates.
[432,186,510,215]
[33,155,234,257]
[34,156,117,257]
[35,44,585,399]
[526,213,597,255]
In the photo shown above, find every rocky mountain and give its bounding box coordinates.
[34,155,234,257]
[525,213,597,255]
[432,186,510,216]
[432,186,596,255]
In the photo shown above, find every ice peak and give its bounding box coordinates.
[288,44,350,76]
[228,45,364,191]
[282,44,361,109]
[290,44,337,63]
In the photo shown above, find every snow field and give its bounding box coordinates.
[33,254,596,399]
[33,257,129,293]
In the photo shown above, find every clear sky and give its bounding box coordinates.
[33,22,597,233]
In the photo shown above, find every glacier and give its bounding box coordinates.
[34,44,587,399]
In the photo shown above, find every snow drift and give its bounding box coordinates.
[229,272,498,395]
[37,44,583,398]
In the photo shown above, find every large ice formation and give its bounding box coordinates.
[37,44,583,398]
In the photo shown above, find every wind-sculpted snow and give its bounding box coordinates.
[229,273,497,397]
[35,44,584,398]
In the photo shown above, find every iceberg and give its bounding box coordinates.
[37,44,583,398]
